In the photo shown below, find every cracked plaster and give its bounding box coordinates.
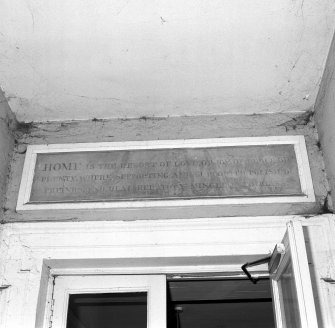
[2,112,331,222]
[0,0,334,121]
[315,33,335,210]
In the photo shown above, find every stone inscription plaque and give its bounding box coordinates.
[29,145,303,203]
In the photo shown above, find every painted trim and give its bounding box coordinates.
[271,221,319,327]
[51,275,166,328]
[1,215,335,328]
[16,136,315,211]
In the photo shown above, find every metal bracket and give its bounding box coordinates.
[241,256,271,284]
[242,243,285,284]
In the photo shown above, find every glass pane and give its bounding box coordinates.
[167,279,275,328]
[168,301,275,328]
[278,262,301,328]
[67,292,147,328]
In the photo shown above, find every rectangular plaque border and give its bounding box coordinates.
[16,136,315,211]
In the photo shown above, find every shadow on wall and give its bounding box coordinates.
[314,32,335,211]
[0,87,16,220]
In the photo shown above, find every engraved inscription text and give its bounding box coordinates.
[29,145,302,203]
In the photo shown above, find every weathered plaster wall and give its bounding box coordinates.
[0,90,16,221]
[315,33,335,210]
[4,112,331,222]
[1,0,335,121]
[1,216,335,327]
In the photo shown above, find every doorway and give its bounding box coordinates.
[46,220,319,328]
[63,276,274,328]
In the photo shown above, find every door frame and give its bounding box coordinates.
[0,215,334,328]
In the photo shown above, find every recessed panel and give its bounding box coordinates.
[17,137,315,210]
[30,145,301,203]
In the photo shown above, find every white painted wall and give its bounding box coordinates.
[0,216,335,327]
[0,0,334,121]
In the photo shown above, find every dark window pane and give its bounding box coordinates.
[167,279,275,328]
[168,301,275,328]
[67,292,147,328]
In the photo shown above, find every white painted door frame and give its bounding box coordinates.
[0,215,334,328]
